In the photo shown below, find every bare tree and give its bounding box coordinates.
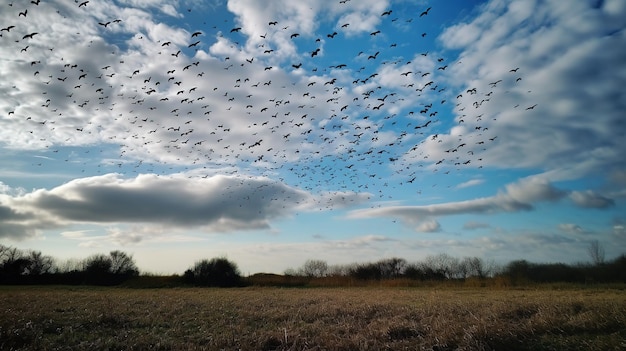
[463,257,486,278]
[109,250,139,276]
[588,240,605,265]
[425,253,459,279]
[302,259,328,278]
[24,250,55,275]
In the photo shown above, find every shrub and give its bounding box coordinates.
[186,257,242,287]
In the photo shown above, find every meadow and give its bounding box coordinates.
[1,286,625,350]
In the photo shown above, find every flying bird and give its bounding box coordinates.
[420,7,431,17]
[230,27,242,32]
[78,1,89,7]
[368,51,380,60]
[191,31,202,37]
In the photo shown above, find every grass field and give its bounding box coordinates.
[1,286,625,350]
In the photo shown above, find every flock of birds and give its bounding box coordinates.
[1,0,535,203]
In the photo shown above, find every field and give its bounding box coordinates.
[1,286,625,350]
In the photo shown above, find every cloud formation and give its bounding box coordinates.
[348,177,566,232]
[0,173,369,240]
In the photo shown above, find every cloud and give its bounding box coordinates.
[416,219,441,233]
[463,221,491,230]
[456,178,484,189]
[417,0,626,188]
[558,223,586,235]
[0,173,369,241]
[347,176,565,231]
[570,190,615,209]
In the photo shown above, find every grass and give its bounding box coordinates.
[0,285,625,350]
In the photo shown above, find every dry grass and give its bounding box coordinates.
[1,286,625,350]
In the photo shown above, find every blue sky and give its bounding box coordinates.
[1,0,625,274]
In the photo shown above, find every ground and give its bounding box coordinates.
[1,286,625,350]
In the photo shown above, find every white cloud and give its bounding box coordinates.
[0,173,369,241]
[456,178,484,189]
[347,176,565,231]
[422,0,626,189]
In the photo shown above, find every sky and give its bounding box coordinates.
[1,0,625,275]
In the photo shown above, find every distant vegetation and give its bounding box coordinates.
[1,243,625,287]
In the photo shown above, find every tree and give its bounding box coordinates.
[588,240,605,265]
[504,260,530,285]
[462,257,492,279]
[0,246,29,283]
[376,258,407,279]
[109,250,139,277]
[424,253,459,279]
[302,259,328,278]
[187,257,242,287]
[83,254,113,285]
[24,250,55,276]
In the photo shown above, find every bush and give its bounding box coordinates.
[186,257,242,287]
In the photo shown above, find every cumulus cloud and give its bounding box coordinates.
[0,173,369,241]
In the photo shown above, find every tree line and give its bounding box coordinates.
[0,245,140,285]
[0,244,243,287]
[2,243,625,287]
[282,252,626,286]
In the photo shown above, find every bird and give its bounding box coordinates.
[191,31,202,37]
[368,51,380,60]
[23,32,39,40]
[420,7,431,17]
[1,26,15,32]
[381,10,392,16]
[230,27,242,32]
[415,120,432,129]
[78,1,89,7]
[19,9,28,17]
